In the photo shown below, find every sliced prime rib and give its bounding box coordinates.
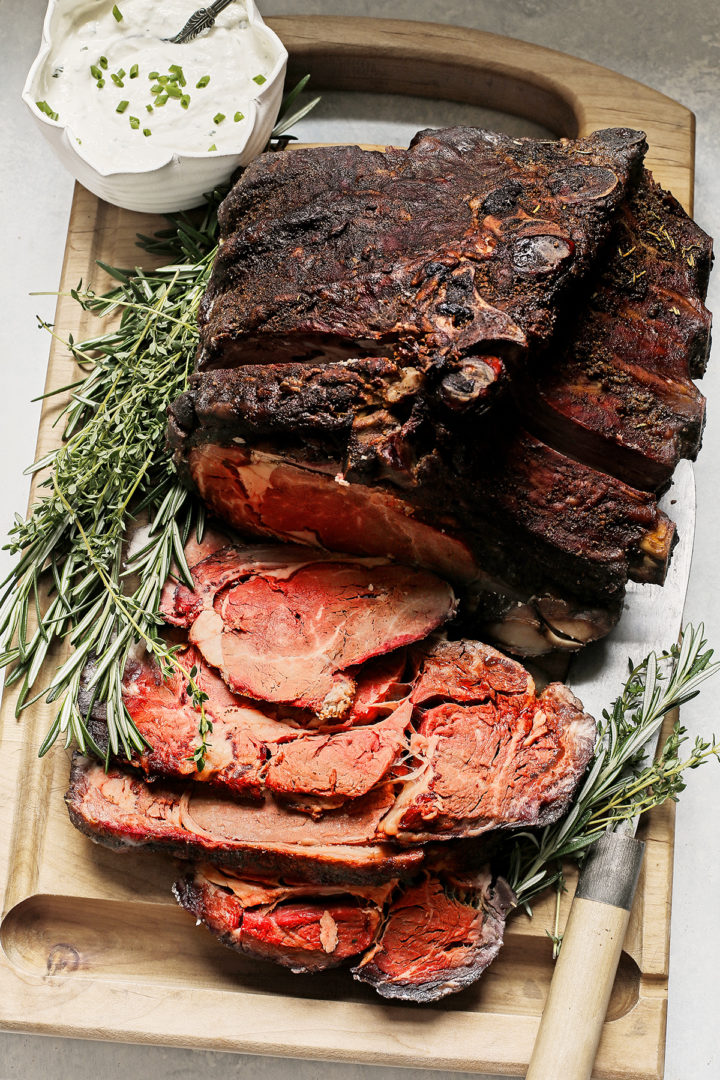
[519,172,712,489]
[65,754,423,884]
[73,638,595,846]
[198,126,647,412]
[159,541,455,717]
[173,864,395,973]
[112,633,594,822]
[380,639,596,842]
[118,644,413,801]
[173,862,514,1000]
[352,867,515,1002]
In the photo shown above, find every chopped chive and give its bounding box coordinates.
[234,111,244,122]
[111,73,124,87]
[96,78,105,88]
[149,70,160,80]
[129,115,140,129]
[158,75,169,84]
[116,68,126,79]
[150,84,163,95]
[252,74,266,85]
[180,94,191,109]
[129,64,139,78]
[213,112,225,124]
[116,99,129,113]
[143,128,151,137]
[169,64,186,86]
[155,94,168,106]
[208,144,217,151]
[112,5,123,21]
[165,84,182,99]
[145,103,153,113]
[196,75,210,89]
[90,64,103,80]
[35,100,59,121]
[99,56,108,69]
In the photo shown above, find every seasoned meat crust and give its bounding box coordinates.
[198,126,647,392]
[520,171,712,489]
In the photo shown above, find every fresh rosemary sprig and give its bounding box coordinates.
[0,196,222,759]
[269,73,322,142]
[507,624,719,906]
[1,76,319,763]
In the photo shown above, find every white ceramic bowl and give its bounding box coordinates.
[22,0,287,213]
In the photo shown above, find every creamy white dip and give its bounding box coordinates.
[34,0,279,173]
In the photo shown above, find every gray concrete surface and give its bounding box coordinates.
[1,1,719,1077]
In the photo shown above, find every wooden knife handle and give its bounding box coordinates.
[526,833,645,1080]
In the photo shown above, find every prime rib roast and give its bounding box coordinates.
[167,364,674,654]
[169,126,711,656]
[196,126,646,383]
[66,125,712,999]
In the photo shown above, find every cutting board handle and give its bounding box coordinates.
[526,833,646,1080]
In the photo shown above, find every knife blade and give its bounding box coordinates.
[567,456,696,724]
[526,459,696,1080]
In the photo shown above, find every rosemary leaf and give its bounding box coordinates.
[0,188,224,758]
[508,624,720,905]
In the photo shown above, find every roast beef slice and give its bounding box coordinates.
[118,644,413,800]
[65,755,423,885]
[174,864,394,973]
[174,862,514,1000]
[159,542,456,718]
[351,867,515,1002]
[380,640,596,842]
[71,639,596,850]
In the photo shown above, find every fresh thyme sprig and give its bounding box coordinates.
[186,662,212,772]
[507,624,719,906]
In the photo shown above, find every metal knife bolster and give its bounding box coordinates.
[575,832,645,909]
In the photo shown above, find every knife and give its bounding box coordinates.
[526,458,696,1080]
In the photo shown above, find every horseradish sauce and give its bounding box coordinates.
[34,0,277,173]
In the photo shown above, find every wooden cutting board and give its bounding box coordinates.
[0,16,694,1078]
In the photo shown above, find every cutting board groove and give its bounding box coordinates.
[1,16,693,1078]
